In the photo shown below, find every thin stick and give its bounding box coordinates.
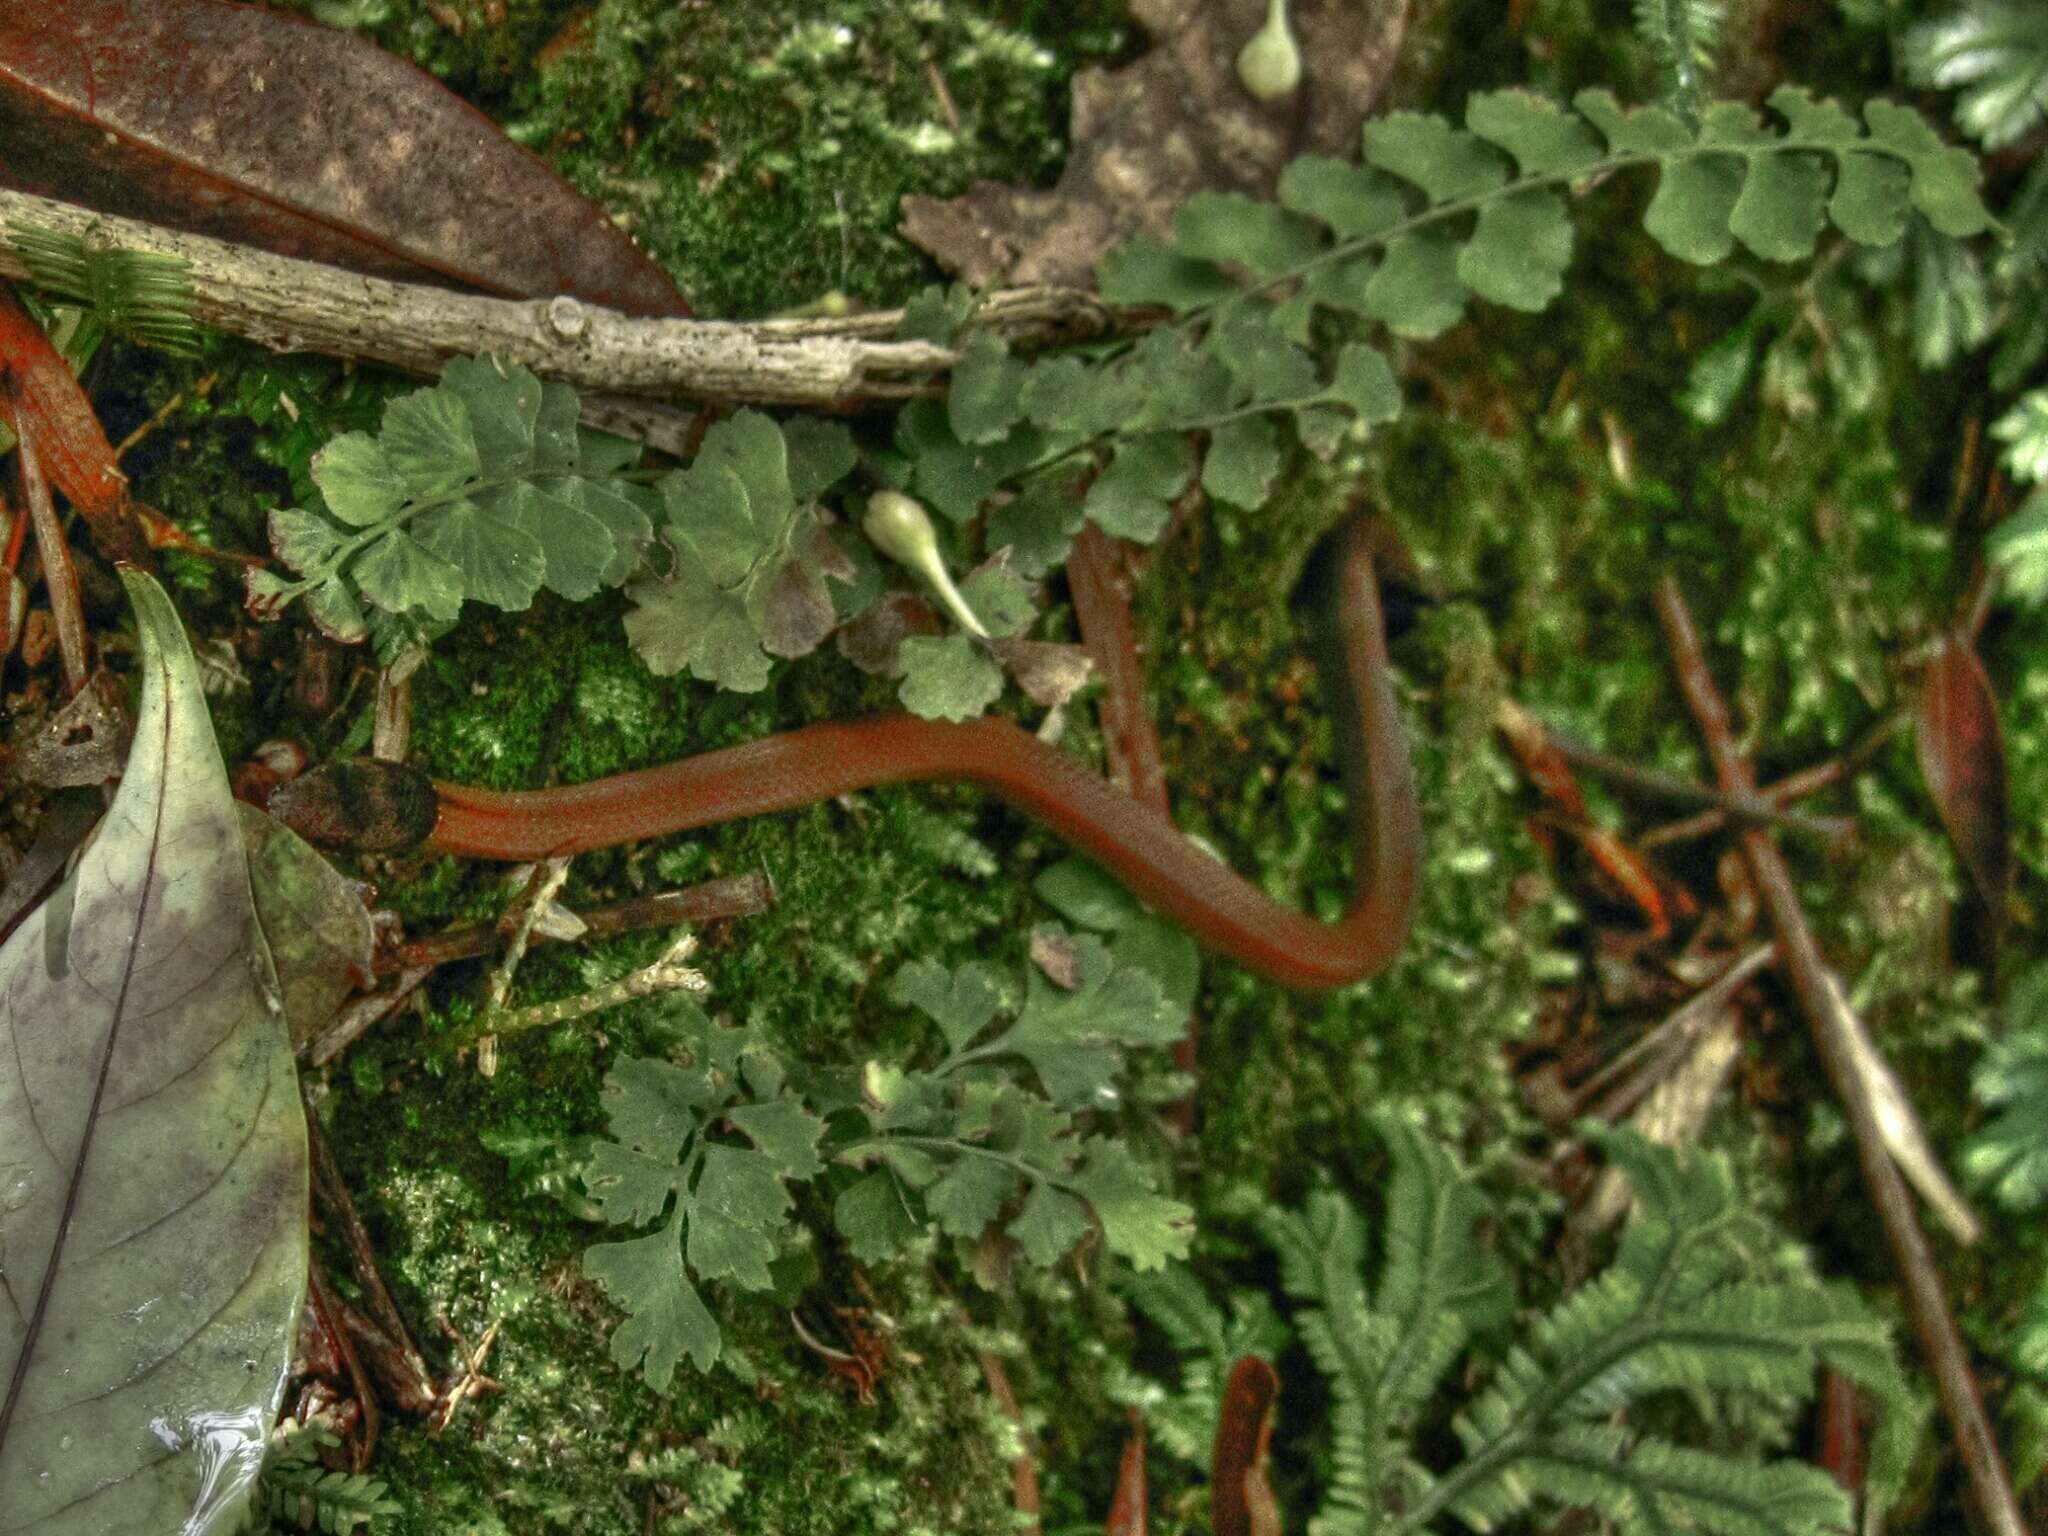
[303,964,431,1067]
[1638,710,1909,849]
[0,189,1121,407]
[1571,942,1777,1121]
[475,856,573,1076]
[10,387,89,695]
[1539,730,1849,840]
[379,872,775,974]
[305,1256,381,1471]
[1655,577,2025,1536]
[112,371,218,461]
[976,1347,1042,1534]
[446,932,708,1050]
[303,1090,437,1404]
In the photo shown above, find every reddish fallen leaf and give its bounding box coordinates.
[1816,1368,1866,1497]
[1500,701,1683,939]
[0,287,148,565]
[1105,1413,1148,1536]
[1915,630,2012,922]
[1498,698,1589,817]
[1211,1355,1280,1536]
[0,0,690,317]
[978,1347,1043,1533]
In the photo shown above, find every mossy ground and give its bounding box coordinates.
[56,0,2048,1529]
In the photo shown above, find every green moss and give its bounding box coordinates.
[271,0,1127,317]
[33,1,2041,1529]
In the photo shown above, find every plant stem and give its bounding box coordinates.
[377,873,774,975]
[1655,577,2026,1536]
[9,387,89,696]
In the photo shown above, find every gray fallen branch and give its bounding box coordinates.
[0,188,1122,408]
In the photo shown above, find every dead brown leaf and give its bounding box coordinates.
[902,0,1408,287]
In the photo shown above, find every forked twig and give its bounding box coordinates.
[1655,578,2024,1536]
[9,384,89,695]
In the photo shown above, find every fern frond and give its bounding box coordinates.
[1417,1131,1915,1536]
[1904,1,2048,150]
[258,1442,402,1534]
[913,86,1988,581]
[1121,1265,1288,1465]
[6,220,201,355]
[1124,1261,1232,1358]
[1452,1422,1849,1536]
[1633,0,1725,119]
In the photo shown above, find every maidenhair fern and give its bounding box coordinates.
[896,86,1987,582]
[569,935,1190,1386]
[1137,1118,1917,1536]
[235,86,1981,717]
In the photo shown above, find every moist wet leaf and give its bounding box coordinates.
[0,0,690,316]
[240,807,375,1051]
[1915,631,2012,922]
[0,570,307,1536]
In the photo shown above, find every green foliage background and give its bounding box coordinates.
[56,0,2048,1530]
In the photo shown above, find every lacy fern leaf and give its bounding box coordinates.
[5,220,202,355]
[249,355,656,641]
[1905,1,2048,150]
[834,933,1193,1271]
[577,1002,824,1385]
[1143,1121,1917,1536]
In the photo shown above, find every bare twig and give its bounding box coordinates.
[448,931,708,1049]
[378,872,774,974]
[10,388,89,695]
[306,1256,381,1470]
[1655,577,2025,1536]
[1571,942,1777,1122]
[372,648,424,762]
[303,963,431,1067]
[0,189,1123,408]
[475,856,574,1076]
[976,1346,1042,1534]
[1538,728,1849,841]
[1637,709,1910,849]
[113,371,218,461]
[303,1092,437,1408]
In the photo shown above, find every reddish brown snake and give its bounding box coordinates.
[273,515,1422,992]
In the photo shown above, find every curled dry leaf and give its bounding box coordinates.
[902,0,1408,287]
[0,287,149,568]
[8,667,131,789]
[1210,1354,1280,1536]
[994,637,1094,709]
[0,0,690,317]
[1914,630,2012,923]
[1105,1413,1148,1536]
[0,570,306,1535]
[241,805,375,1052]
